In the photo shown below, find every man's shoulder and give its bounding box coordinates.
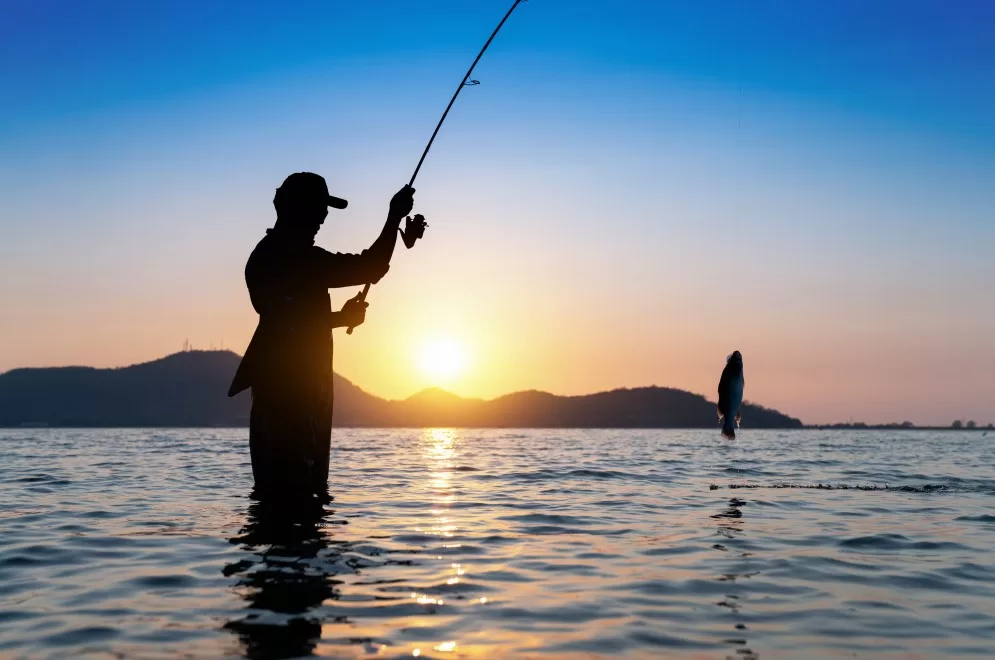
[245,231,284,276]
[246,233,332,276]
[253,230,278,251]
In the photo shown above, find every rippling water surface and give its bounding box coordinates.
[1,429,994,659]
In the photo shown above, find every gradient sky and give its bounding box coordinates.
[2,0,994,425]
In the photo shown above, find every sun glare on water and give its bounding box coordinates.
[417,338,469,382]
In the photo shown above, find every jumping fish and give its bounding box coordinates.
[717,351,744,439]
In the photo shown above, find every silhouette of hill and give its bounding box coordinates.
[0,351,803,429]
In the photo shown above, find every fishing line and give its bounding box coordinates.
[347,0,527,334]
[709,483,951,492]
[408,0,527,187]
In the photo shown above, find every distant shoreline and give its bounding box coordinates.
[0,351,803,430]
[3,351,989,431]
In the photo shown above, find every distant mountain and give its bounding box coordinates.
[0,351,803,429]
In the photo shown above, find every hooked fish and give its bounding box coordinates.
[717,351,744,439]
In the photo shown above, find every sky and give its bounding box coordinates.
[1,0,993,426]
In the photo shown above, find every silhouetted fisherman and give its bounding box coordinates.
[228,172,422,500]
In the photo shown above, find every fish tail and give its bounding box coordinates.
[722,416,737,440]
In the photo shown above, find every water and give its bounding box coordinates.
[1,429,993,659]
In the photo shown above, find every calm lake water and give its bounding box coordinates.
[1,429,993,659]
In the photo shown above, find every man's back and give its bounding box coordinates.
[230,229,334,399]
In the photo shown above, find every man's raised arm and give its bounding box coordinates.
[315,185,415,288]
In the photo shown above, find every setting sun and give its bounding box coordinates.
[417,338,469,383]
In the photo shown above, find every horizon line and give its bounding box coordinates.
[4,348,991,429]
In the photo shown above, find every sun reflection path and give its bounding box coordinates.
[395,430,499,656]
[403,429,474,654]
[421,428,457,540]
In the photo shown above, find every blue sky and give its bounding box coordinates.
[4,0,993,143]
[2,0,993,424]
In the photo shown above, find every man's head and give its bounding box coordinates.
[273,172,348,239]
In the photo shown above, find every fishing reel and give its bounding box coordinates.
[399,214,428,249]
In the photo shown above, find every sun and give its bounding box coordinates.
[417,338,469,382]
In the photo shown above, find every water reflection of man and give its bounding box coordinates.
[229,173,421,500]
[223,494,336,658]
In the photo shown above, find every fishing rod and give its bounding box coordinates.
[409,0,527,187]
[347,0,526,334]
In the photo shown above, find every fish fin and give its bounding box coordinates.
[717,405,725,423]
[735,412,742,428]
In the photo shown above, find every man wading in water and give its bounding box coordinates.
[228,173,425,500]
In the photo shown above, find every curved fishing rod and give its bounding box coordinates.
[409,0,526,187]
[347,0,526,334]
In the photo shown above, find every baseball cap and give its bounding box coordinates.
[274,172,348,209]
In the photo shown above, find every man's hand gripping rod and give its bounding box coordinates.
[345,282,372,335]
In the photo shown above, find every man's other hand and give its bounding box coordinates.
[340,293,369,328]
